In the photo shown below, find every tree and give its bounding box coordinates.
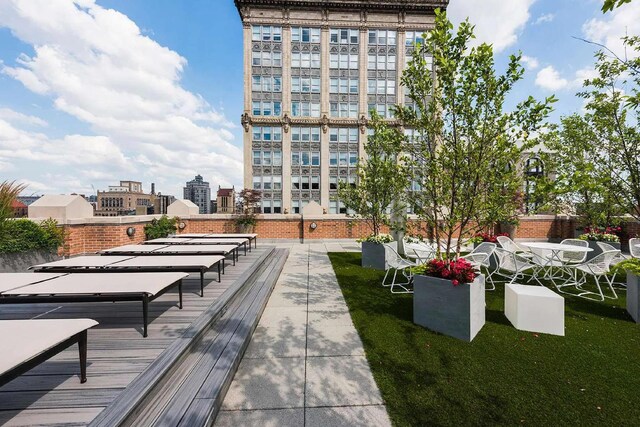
[575,36,640,221]
[338,112,410,237]
[395,10,555,258]
[0,181,27,229]
[538,116,625,227]
[602,0,631,12]
[235,188,262,231]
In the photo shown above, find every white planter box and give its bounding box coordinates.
[505,284,565,336]
[413,275,485,342]
[361,241,397,270]
[627,273,640,323]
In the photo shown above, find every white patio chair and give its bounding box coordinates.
[560,250,620,301]
[462,242,497,290]
[497,236,532,257]
[629,238,640,259]
[559,239,589,264]
[493,247,541,285]
[596,242,627,287]
[382,243,418,294]
[404,241,436,263]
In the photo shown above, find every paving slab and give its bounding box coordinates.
[306,325,365,357]
[305,405,392,427]
[221,357,305,410]
[215,408,304,427]
[305,356,384,407]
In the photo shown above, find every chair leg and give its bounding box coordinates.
[382,268,391,287]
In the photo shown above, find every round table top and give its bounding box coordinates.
[521,242,593,252]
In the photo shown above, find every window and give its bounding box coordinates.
[368,79,395,95]
[330,53,358,70]
[349,152,358,166]
[339,152,348,166]
[291,52,320,68]
[251,101,281,116]
[330,102,358,118]
[292,152,300,166]
[273,176,282,190]
[252,127,282,142]
[291,27,321,43]
[291,127,320,142]
[292,77,320,93]
[262,200,272,214]
[252,26,282,42]
[292,102,320,117]
[329,176,338,190]
[368,53,396,70]
[292,200,300,214]
[368,103,394,118]
[329,153,338,166]
[253,176,261,189]
[330,78,359,94]
[301,152,310,166]
[273,200,282,214]
[252,51,282,67]
[329,200,338,214]
[368,29,397,46]
[311,152,320,166]
[252,150,261,165]
[301,176,310,190]
[311,176,320,190]
[330,28,359,44]
[292,176,300,190]
[273,151,282,166]
[263,176,272,190]
[262,151,272,166]
[330,128,359,144]
[406,31,427,46]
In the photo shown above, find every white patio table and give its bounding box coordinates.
[520,242,593,287]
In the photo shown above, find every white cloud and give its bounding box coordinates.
[534,13,555,25]
[521,55,540,70]
[447,0,536,53]
[534,66,599,92]
[582,1,640,57]
[535,66,569,91]
[0,107,47,127]
[0,0,242,196]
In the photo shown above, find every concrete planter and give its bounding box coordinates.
[413,274,485,342]
[0,250,61,273]
[584,240,620,261]
[361,241,397,270]
[627,273,640,323]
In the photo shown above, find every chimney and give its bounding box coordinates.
[151,183,156,195]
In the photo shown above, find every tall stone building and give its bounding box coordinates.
[183,174,212,214]
[235,0,448,214]
[96,181,153,216]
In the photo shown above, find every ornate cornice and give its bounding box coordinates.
[235,0,449,20]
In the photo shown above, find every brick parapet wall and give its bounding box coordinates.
[51,214,638,256]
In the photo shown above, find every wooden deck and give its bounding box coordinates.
[0,247,273,427]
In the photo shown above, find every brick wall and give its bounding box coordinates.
[55,214,638,256]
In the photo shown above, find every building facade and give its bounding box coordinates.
[96,181,154,216]
[216,186,236,213]
[235,0,447,214]
[184,174,212,214]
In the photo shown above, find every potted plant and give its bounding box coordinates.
[358,234,396,270]
[338,112,409,270]
[412,258,485,342]
[235,188,261,233]
[144,215,179,240]
[577,226,621,260]
[613,259,640,323]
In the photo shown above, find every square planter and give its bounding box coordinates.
[585,240,620,261]
[413,274,485,342]
[0,250,61,273]
[361,241,397,270]
[627,272,640,323]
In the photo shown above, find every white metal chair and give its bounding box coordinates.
[559,239,589,264]
[629,238,640,259]
[382,243,418,294]
[404,241,436,263]
[560,250,620,301]
[493,247,541,285]
[462,242,497,290]
[497,236,532,257]
[596,242,627,287]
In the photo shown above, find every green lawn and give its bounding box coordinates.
[328,252,640,427]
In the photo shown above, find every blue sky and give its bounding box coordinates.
[0,0,637,197]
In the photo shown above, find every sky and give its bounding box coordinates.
[0,0,637,197]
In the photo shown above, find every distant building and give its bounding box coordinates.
[96,180,153,216]
[17,195,41,206]
[153,193,177,215]
[183,175,211,214]
[216,186,236,214]
[11,199,28,218]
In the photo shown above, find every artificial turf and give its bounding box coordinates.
[328,252,640,427]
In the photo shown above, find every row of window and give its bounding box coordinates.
[292,101,321,117]
[329,102,358,118]
[292,176,320,190]
[251,150,358,167]
[330,152,358,166]
[252,26,426,47]
[251,126,358,144]
[251,75,282,92]
[368,79,396,95]
[261,200,282,214]
[329,53,358,69]
[291,127,321,142]
[252,126,283,142]
[330,78,359,94]
[330,128,359,143]
[252,101,281,116]
[251,101,394,118]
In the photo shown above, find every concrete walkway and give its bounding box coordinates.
[215,243,391,427]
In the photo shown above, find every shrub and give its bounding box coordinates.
[357,234,394,244]
[0,218,64,254]
[144,216,178,240]
[612,258,640,276]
